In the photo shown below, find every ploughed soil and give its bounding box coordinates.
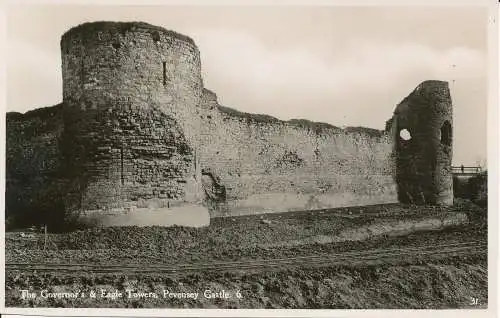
[5,201,488,309]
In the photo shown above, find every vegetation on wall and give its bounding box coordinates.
[454,171,487,209]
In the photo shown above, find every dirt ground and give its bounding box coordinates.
[5,256,487,308]
[5,201,488,309]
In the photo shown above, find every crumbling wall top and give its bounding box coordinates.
[60,21,197,47]
[395,80,450,114]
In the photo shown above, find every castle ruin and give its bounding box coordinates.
[6,22,454,227]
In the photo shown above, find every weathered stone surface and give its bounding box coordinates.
[197,89,397,216]
[389,80,453,205]
[6,105,65,227]
[61,21,203,215]
[5,22,453,228]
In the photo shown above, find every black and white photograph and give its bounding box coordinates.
[2,1,497,315]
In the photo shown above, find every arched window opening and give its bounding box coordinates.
[441,120,452,146]
[399,128,411,141]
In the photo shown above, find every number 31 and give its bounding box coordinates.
[470,297,480,305]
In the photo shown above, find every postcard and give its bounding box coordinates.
[1,1,497,317]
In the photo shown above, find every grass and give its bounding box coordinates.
[6,203,486,265]
[5,257,487,308]
[61,21,196,46]
[217,104,385,137]
[5,202,488,308]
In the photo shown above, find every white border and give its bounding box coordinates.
[0,0,496,6]
[488,2,500,318]
[1,0,498,317]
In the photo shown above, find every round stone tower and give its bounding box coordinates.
[391,80,453,205]
[60,21,204,213]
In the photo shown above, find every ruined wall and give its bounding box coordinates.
[390,80,453,205]
[6,105,65,226]
[5,22,454,227]
[60,22,205,214]
[197,89,397,216]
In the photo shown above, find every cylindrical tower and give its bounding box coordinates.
[60,21,204,213]
[392,80,453,205]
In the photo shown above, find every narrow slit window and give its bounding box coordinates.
[162,62,167,86]
[120,145,124,185]
[440,120,452,146]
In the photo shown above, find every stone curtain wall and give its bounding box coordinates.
[197,90,397,216]
[390,80,453,205]
[6,105,65,227]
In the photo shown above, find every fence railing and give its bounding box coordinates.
[451,166,482,175]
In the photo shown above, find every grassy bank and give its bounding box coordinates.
[5,202,487,309]
[5,256,487,308]
[6,203,485,265]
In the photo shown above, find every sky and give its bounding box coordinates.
[6,5,490,165]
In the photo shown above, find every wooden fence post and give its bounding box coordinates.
[44,225,47,250]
